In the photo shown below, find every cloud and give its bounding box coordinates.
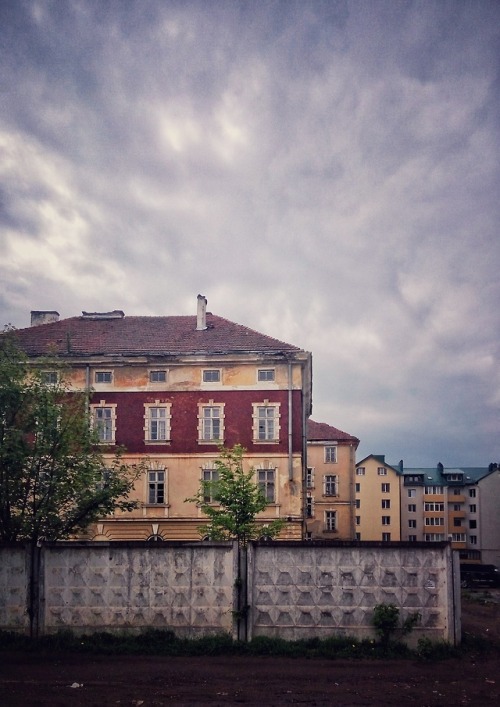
[1,0,499,465]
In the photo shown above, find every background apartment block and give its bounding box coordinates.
[354,455,402,541]
[305,420,359,540]
[400,464,500,566]
[15,296,312,541]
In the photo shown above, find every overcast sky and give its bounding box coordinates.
[1,0,499,467]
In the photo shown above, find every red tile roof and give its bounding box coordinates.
[307,419,359,445]
[12,313,305,358]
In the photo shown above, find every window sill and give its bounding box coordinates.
[197,439,224,445]
[142,503,170,508]
[144,440,171,445]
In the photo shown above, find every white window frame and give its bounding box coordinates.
[252,401,280,443]
[144,401,171,443]
[469,488,477,498]
[305,493,314,518]
[257,369,275,382]
[147,468,166,505]
[356,467,365,476]
[323,474,338,497]
[425,533,445,541]
[381,499,391,509]
[408,519,417,528]
[91,401,116,444]
[381,483,390,493]
[149,369,167,383]
[469,535,477,545]
[41,371,58,385]
[202,464,219,503]
[377,467,387,476]
[408,503,417,512]
[202,369,221,383]
[407,488,416,498]
[94,371,113,384]
[324,510,337,532]
[198,401,225,444]
[306,467,314,489]
[258,467,276,504]
[382,532,391,542]
[425,486,444,495]
[325,446,337,463]
[451,533,466,542]
[425,517,444,526]
[382,515,391,526]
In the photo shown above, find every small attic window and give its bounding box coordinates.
[95,371,112,384]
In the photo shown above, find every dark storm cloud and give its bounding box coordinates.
[1,0,499,465]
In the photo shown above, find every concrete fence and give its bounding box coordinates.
[0,541,461,644]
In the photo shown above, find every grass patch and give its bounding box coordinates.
[1,628,498,660]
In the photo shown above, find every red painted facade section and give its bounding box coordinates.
[90,389,305,455]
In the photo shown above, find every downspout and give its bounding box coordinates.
[288,361,293,481]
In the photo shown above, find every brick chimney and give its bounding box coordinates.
[196,294,207,331]
[30,311,60,327]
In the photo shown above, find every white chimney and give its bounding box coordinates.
[30,311,60,327]
[196,294,207,330]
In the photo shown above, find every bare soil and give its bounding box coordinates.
[1,591,499,706]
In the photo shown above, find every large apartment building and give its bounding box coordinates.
[305,420,359,540]
[400,464,500,566]
[14,296,312,541]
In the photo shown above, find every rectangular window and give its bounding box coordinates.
[95,371,112,384]
[469,535,477,545]
[382,499,391,509]
[425,502,445,512]
[258,469,276,503]
[453,503,462,511]
[469,488,476,498]
[144,403,171,443]
[305,494,313,518]
[451,533,466,542]
[92,405,115,443]
[355,532,361,541]
[408,519,417,528]
[356,467,365,476]
[150,370,167,382]
[254,403,279,442]
[148,470,165,504]
[382,532,391,542]
[425,517,444,526]
[408,534,417,542]
[355,499,361,509]
[425,533,445,541]
[258,369,275,382]
[41,371,58,385]
[202,369,220,383]
[355,482,360,493]
[425,486,444,495]
[355,515,360,525]
[377,467,387,476]
[149,407,167,441]
[408,504,417,512]
[453,488,461,496]
[381,483,390,493]
[382,516,391,526]
[324,475,338,496]
[407,489,416,498]
[306,468,314,489]
[469,519,477,529]
[202,406,221,441]
[202,467,219,503]
[325,446,337,463]
[325,510,337,532]
[469,504,477,513]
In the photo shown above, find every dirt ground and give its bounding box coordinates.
[1,591,499,707]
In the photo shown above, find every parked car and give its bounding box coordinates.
[460,563,500,589]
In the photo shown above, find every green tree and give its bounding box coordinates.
[0,331,141,544]
[185,444,284,546]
